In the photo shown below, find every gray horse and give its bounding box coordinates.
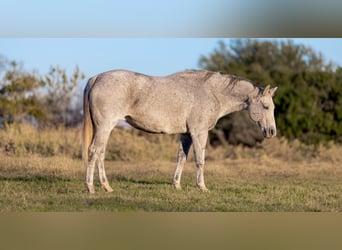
[82,70,277,193]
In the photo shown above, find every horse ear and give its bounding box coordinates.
[262,85,271,96]
[270,86,278,97]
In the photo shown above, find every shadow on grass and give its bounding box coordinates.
[0,175,71,183]
[111,174,171,186]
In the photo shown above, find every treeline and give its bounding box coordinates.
[0,56,85,128]
[200,39,342,145]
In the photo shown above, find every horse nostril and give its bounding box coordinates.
[270,128,276,136]
[261,128,266,137]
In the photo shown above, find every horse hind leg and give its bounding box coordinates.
[173,133,192,190]
[86,146,97,193]
[86,123,115,193]
[98,145,113,192]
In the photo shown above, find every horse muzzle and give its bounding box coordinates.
[262,127,276,138]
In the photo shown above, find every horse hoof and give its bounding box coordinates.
[87,184,96,194]
[173,183,182,190]
[101,182,114,192]
[197,184,209,192]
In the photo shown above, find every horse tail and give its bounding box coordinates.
[82,75,98,169]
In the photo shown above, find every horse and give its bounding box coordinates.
[82,70,277,193]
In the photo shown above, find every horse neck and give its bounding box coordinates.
[218,79,258,116]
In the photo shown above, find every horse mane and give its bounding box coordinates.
[217,72,264,98]
[224,74,256,90]
[175,70,259,93]
[190,70,256,88]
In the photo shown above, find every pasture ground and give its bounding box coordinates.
[0,125,341,211]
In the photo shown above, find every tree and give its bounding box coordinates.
[199,39,341,145]
[0,59,45,127]
[43,65,85,127]
[0,55,86,129]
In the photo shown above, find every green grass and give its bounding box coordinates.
[0,125,341,211]
[0,155,341,211]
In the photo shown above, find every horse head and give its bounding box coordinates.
[247,85,278,138]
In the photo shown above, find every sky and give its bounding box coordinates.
[0,38,341,81]
[2,0,342,37]
[0,1,342,87]
[0,39,220,77]
[0,0,237,37]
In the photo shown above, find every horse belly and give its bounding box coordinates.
[125,82,194,134]
[126,98,188,134]
[125,112,187,134]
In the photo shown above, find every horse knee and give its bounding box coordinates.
[89,144,105,159]
[195,148,205,166]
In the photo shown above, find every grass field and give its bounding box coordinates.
[0,125,341,211]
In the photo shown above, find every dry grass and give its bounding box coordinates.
[3,124,342,163]
[0,125,341,211]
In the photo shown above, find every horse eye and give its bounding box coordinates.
[263,105,269,110]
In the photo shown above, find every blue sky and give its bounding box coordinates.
[0,0,235,37]
[1,1,342,86]
[0,39,341,80]
[0,39,220,77]
[2,0,342,37]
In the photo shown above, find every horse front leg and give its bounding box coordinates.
[173,133,192,190]
[191,129,209,192]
